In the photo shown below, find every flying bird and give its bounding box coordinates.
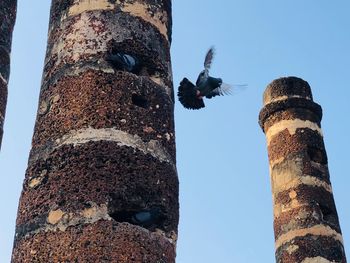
[178,47,233,110]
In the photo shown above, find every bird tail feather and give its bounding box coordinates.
[178,78,205,110]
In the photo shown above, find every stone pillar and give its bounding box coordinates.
[259,77,346,263]
[12,1,178,262]
[0,0,17,150]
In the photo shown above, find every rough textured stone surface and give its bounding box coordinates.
[12,220,176,263]
[276,236,345,263]
[32,70,175,158]
[13,0,177,262]
[259,77,346,262]
[16,142,178,234]
[0,79,7,116]
[274,185,341,238]
[262,108,321,134]
[0,47,11,81]
[267,129,326,163]
[0,0,17,150]
[263,76,313,105]
[43,6,172,96]
[0,80,7,145]
[259,98,322,132]
[0,0,17,50]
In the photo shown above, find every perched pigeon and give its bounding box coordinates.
[106,52,140,74]
[178,47,232,110]
[109,207,164,228]
[131,207,163,227]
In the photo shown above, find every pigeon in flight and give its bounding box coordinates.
[178,47,233,110]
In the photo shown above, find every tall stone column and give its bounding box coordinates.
[12,1,178,262]
[259,77,346,263]
[0,0,17,149]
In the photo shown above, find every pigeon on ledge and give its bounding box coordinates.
[131,207,163,227]
[109,207,164,229]
[106,52,140,74]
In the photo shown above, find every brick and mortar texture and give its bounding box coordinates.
[12,0,178,262]
[0,0,17,150]
[259,77,347,263]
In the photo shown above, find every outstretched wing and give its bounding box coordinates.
[178,78,205,110]
[204,47,215,75]
[206,83,232,99]
[206,83,247,99]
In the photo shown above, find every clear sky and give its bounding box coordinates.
[1,1,349,262]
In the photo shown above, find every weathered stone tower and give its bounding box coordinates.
[0,0,17,150]
[12,0,178,262]
[259,77,346,262]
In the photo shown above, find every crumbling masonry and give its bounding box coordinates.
[0,0,17,150]
[259,77,346,262]
[12,0,178,262]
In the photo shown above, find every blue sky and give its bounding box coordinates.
[1,1,349,262]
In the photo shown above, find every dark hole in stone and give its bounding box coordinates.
[132,93,149,109]
[106,52,141,74]
[57,199,66,206]
[32,213,38,218]
[109,207,165,230]
[307,146,327,164]
[109,210,133,223]
[83,202,92,208]
[319,204,333,222]
[84,241,91,248]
